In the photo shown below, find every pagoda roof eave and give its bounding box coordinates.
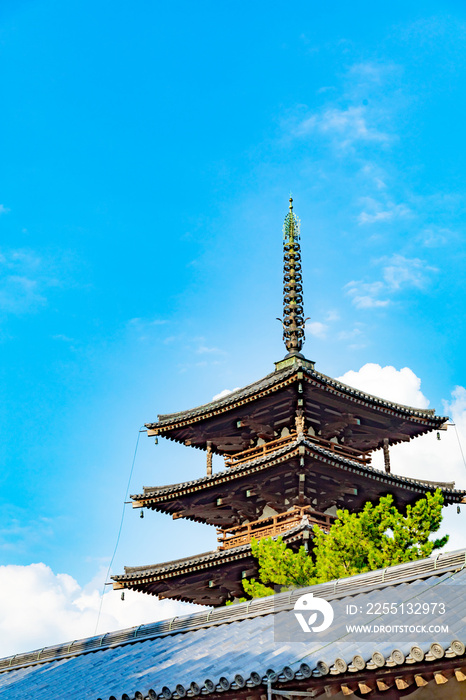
[146,361,447,432]
[112,519,310,585]
[147,363,295,428]
[131,436,466,517]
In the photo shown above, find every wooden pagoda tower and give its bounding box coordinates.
[113,199,466,606]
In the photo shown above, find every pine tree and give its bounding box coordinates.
[241,490,448,600]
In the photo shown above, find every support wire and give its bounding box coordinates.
[452,423,466,472]
[94,427,143,635]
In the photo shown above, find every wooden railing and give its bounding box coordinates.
[217,506,335,551]
[224,432,298,467]
[224,431,371,467]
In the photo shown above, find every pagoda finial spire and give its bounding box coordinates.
[281,197,306,357]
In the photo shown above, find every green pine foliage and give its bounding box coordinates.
[241,490,448,600]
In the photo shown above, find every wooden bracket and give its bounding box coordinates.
[376,679,393,691]
[340,684,355,696]
[395,676,413,690]
[357,681,374,694]
[414,675,429,687]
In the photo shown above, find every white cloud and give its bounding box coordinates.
[338,328,363,341]
[0,249,61,314]
[345,255,437,309]
[294,106,389,148]
[212,387,240,401]
[0,509,55,555]
[348,62,385,84]
[0,275,46,312]
[0,563,201,657]
[127,317,168,341]
[52,334,75,343]
[325,310,340,322]
[338,363,466,553]
[128,317,167,327]
[305,321,328,339]
[0,204,10,215]
[345,280,390,309]
[337,326,367,350]
[338,363,430,408]
[357,198,410,225]
[420,226,453,248]
[197,345,223,355]
[381,254,437,290]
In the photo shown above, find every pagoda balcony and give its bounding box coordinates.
[224,431,372,468]
[216,505,335,551]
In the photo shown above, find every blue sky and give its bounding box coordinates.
[1,0,466,653]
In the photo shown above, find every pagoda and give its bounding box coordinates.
[113,199,466,606]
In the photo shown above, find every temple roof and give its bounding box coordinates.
[146,360,447,454]
[152,362,441,426]
[112,518,311,605]
[1,548,466,699]
[132,435,466,526]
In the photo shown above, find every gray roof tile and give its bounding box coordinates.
[0,550,465,699]
[135,436,466,503]
[149,364,445,429]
